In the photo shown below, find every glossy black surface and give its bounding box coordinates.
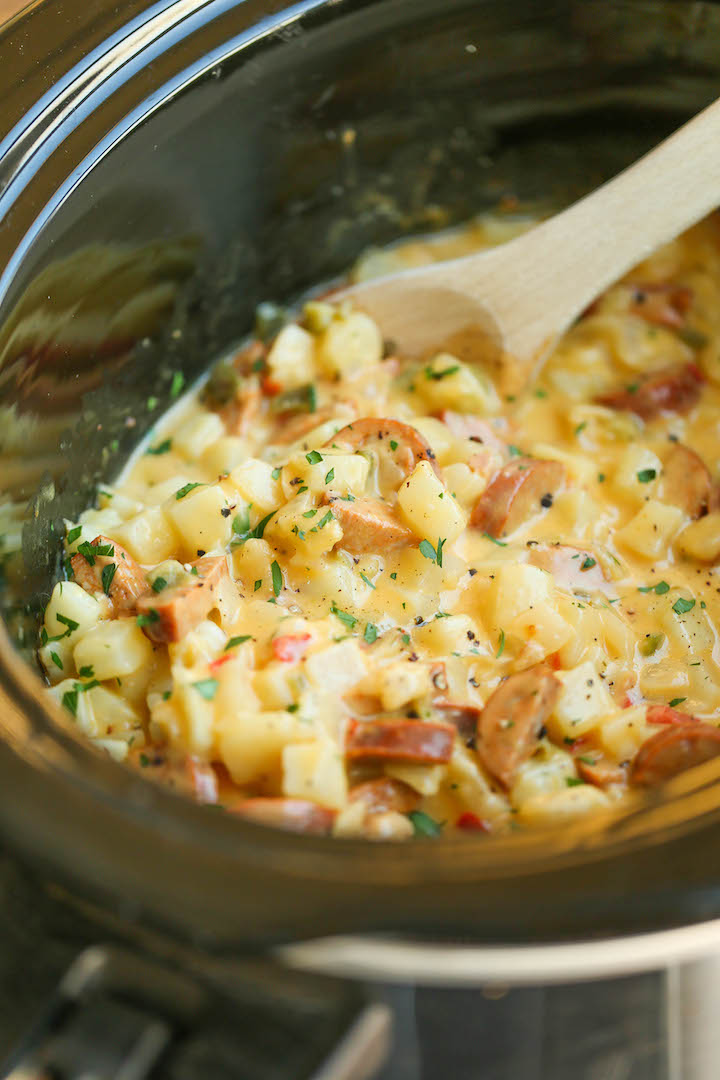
[2,0,720,951]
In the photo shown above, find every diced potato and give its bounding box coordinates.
[516,784,611,825]
[47,678,97,736]
[169,620,227,668]
[85,685,143,738]
[44,581,107,643]
[598,704,657,762]
[442,462,488,510]
[142,475,197,506]
[615,500,687,559]
[415,354,500,415]
[612,444,662,501]
[95,491,144,521]
[639,661,690,699]
[445,744,509,824]
[397,460,466,543]
[95,738,130,762]
[415,613,485,655]
[510,602,574,659]
[218,709,309,785]
[491,563,552,627]
[511,742,576,804]
[39,638,75,683]
[678,513,720,562]
[172,411,225,460]
[550,661,615,738]
[174,679,218,756]
[282,738,348,809]
[377,660,431,710]
[73,618,155,682]
[598,608,636,662]
[201,435,250,477]
[113,506,180,562]
[317,311,383,377]
[253,662,305,710]
[267,323,316,389]
[660,590,716,657]
[385,762,446,795]
[231,537,274,592]
[280,451,369,501]
[305,639,367,695]
[75,508,124,539]
[410,417,459,466]
[164,483,232,556]
[228,458,283,514]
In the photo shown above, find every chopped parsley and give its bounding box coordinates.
[483,533,508,546]
[360,572,376,589]
[101,563,117,595]
[152,576,168,593]
[580,556,596,571]
[419,537,445,567]
[407,810,443,837]
[78,665,94,678]
[566,777,585,787]
[232,509,276,545]
[66,526,82,545]
[672,597,696,615]
[425,364,460,380]
[76,540,114,566]
[271,467,282,480]
[574,421,587,436]
[389,439,398,451]
[508,444,522,457]
[147,439,172,455]
[324,468,335,484]
[330,602,357,630]
[363,622,378,644]
[225,635,252,651]
[638,581,670,595]
[637,468,657,483]
[170,371,185,398]
[306,450,323,464]
[50,651,63,670]
[136,610,160,628]
[669,697,687,708]
[175,482,204,500]
[303,510,318,519]
[56,613,79,634]
[496,628,505,658]
[192,678,219,701]
[312,510,333,532]
[254,579,262,592]
[270,560,283,597]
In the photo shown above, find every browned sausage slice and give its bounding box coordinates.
[528,543,607,592]
[470,459,565,538]
[348,777,420,814]
[137,556,234,643]
[660,444,712,519]
[328,496,414,554]
[627,282,693,329]
[576,756,628,788]
[328,417,441,478]
[230,797,336,834]
[345,718,455,763]
[632,723,720,786]
[71,535,147,615]
[478,665,560,788]
[596,364,703,420]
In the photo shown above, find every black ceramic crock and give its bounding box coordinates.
[3,0,720,969]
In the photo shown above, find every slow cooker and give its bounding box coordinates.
[3,0,720,1075]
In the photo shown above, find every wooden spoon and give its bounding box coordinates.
[342,98,720,389]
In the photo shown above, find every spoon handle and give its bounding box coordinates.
[482,96,720,363]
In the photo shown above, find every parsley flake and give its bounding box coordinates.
[175,482,204,500]
[672,597,696,615]
[147,439,172,455]
[637,468,657,483]
[271,560,283,597]
[101,563,117,595]
[193,678,219,701]
[306,450,323,464]
[407,810,443,837]
[363,622,378,644]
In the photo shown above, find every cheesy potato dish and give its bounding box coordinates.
[37,213,720,839]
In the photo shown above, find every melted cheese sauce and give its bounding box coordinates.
[39,212,720,839]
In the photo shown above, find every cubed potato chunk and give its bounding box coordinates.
[228,458,283,514]
[281,451,369,500]
[492,563,552,627]
[44,581,107,643]
[442,462,488,510]
[172,411,225,460]
[516,784,611,824]
[218,709,309,785]
[231,537,274,592]
[267,323,316,389]
[678,513,720,562]
[598,704,657,762]
[317,311,383,377]
[410,417,459,466]
[305,640,367,695]
[113,506,179,562]
[282,738,348,809]
[615,500,687,559]
[378,660,432,710]
[397,460,466,543]
[550,661,615,738]
[165,483,232,557]
[384,762,445,796]
[201,435,250,476]
[612,444,662,501]
[415,613,485,655]
[415,354,500,415]
[74,618,154,681]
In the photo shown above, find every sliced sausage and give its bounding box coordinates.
[137,555,235,644]
[231,797,336,834]
[576,756,628,789]
[348,777,420,814]
[528,544,607,592]
[478,664,560,788]
[71,535,147,615]
[470,458,565,539]
[646,704,698,727]
[456,812,492,832]
[345,718,455,763]
[433,702,481,743]
[272,405,337,445]
[660,444,712,519]
[596,363,703,420]
[328,496,414,554]
[628,282,693,329]
[632,723,720,786]
[328,417,441,479]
